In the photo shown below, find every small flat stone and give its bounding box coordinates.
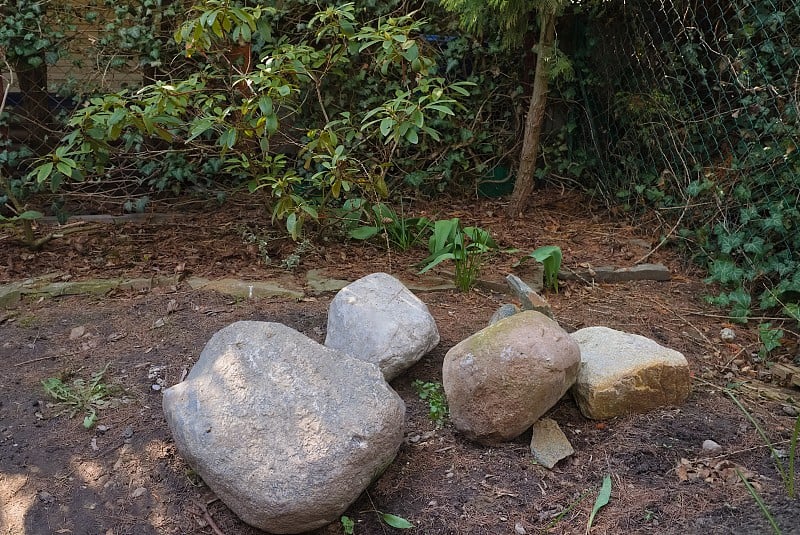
[69,326,86,340]
[720,328,736,342]
[702,439,722,453]
[187,278,303,300]
[531,418,575,470]
[530,418,574,469]
[559,263,671,283]
[305,269,350,294]
[0,283,23,308]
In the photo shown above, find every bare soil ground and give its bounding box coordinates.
[1,190,799,534]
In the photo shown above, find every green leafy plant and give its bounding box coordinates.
[41,364,119,429]
[515,245,562,293]
[346,200,431,251]
[340,515,355,535]
[758,323,784,360]
[413,380,448,426]
[419,218,498,292]
[26,2,476,241]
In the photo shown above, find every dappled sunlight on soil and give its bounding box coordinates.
[2,190,799,534]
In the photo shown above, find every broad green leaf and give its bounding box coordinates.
[188,117,216,141]
[380,117,395,137]
[17,210,43,221]
[429,218,459,255]
[56,162,73,177]
[426,104,455,116]
[586,475,612,533]
[518,245,562,292]
[349,226,380,240]
[410,109,424,128]
[219,128,238,150]
[381,513,413,529]
[402,43,419,62]
[36,162,54,183]
[300,204,318,220]
[419,252,455,274]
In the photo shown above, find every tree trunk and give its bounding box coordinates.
[506,11,556,216]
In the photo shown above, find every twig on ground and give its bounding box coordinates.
[189,499,226,535]
[645,296,717,352]
[687,310,791,322]
[14,352,76,367]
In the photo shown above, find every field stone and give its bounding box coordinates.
[530,418,574,469]
[570,326,691,420]
[325,272,439,381]
[443,311,581,444]
[162,321,405,534]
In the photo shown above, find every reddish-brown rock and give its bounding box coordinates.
[443,311,580,444]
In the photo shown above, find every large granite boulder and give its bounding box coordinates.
[443,311,581,444]
[570,326,691,420]
[162,321,405,534]
[325,272,439,381]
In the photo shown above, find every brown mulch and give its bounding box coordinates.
[1,188,799,534]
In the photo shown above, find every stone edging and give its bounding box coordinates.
[0,263,670,308]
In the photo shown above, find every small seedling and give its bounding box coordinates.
[514,245,562,293]
[340,515,355,535]
[758,322,783,360]
[42,364,119,429]
[413,380,448,426]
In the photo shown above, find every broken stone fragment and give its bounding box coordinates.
[559,263,671,283]
[530,418,574,469]
[505,274,553,319]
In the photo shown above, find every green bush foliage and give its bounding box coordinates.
[544,0,800,322]
[4,0,798,328]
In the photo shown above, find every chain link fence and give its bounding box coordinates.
[1,0,179,155]
[554,0,799,316]
[570,0,799,222]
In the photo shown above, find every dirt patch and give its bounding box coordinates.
[2,190,799,534]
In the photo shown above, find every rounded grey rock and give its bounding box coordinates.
[163,321,405,534]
